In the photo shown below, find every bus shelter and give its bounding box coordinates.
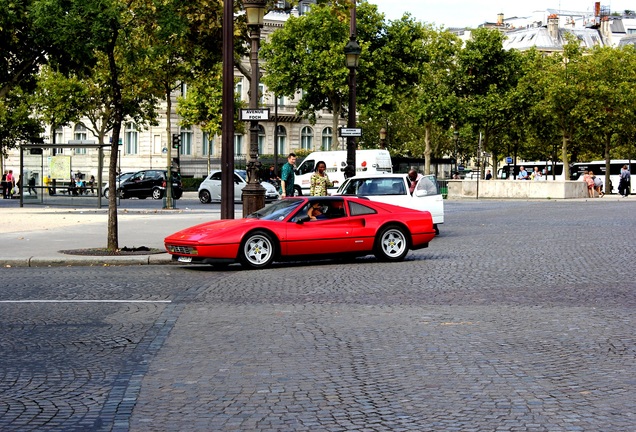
[18,142,109,208]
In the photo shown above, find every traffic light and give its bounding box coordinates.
[171,133,181,149]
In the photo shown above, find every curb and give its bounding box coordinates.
[2,254,175,268]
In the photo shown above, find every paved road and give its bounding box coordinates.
[0,199,635,431]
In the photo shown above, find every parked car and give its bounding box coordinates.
[335,173,444,234]
[103,171,136,198]
[165,196,436,269]
[117,169,183,200]
[198,170,279,203]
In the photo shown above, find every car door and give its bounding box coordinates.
[139,170,160,198]
[233,172,246,201]
[413,175,444,224]
[123,171,146,197]
[207,172,223,201]
[282,200,362,256]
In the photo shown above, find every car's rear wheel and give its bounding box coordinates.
[152,188,163,200]
[374,225,409,262]
[293,185,302,196]
[239,230,276,269]
[103,188,110,198]
[199,189,211,204]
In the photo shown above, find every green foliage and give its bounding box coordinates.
[0,86,43,155]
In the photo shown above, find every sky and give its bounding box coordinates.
[369,0,635,28]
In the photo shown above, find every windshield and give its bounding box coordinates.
[247,198,304,221]
[236,170,247,181]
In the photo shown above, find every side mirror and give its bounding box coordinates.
[296,216,310,224]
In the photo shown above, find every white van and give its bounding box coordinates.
[294,150,392,195]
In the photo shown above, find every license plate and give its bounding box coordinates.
[177,256,192,263]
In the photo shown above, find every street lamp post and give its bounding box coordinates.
[242,0,267,217]
[221,0,235,219]
[343,5,361,179]
[453,130,459,178]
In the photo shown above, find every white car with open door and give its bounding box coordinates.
[335,173,444,234]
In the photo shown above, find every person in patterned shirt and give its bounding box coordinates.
[310,161,338,196]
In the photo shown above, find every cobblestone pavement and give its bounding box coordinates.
[0,199,634,431]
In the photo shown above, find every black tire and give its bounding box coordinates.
[103,188,110,199]
[374,225,410,262]
[293,185,302,196]
[199,189,211,204]
[152,188,163,200]
[434,224,440,236]
[239,230,277,269]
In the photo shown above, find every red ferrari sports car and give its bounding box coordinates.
[164,196,435,269]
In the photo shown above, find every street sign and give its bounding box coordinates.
[505,156,513,164]
[240,109,270,121]
[338,127,362,137]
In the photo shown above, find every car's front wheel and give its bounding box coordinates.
[152,188,163,200]
[199,189,211,204]
[118,189,126,199]
[293,186,302,196]
[374,225,409,262]
[239,230,276,269]
[103,188,110,198]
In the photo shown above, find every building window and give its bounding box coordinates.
[321,127,332,151]
[259,84,264,105]
[234,134,244,156]
[277,95,285,107]
[203,132,214,156]
[180,126,192,155]
[54,126,64,155]
[74,124,87,154]
[180,82,188,98]
[276,125,286,155]
[258,125,266,154]
[235,80,243,101]
[301,126,313,150]
[125,122,138,155]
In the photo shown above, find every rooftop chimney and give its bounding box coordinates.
[548,14,559,39]
[497,13,504,26]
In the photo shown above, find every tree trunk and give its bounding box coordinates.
[106,37,122,251]
[331,99,341,151]
[165,83,174,208]
[604,132,611,191]
[424,123,431,175]
[561,130,570,180]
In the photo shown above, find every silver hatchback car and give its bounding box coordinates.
[198,170,280,203]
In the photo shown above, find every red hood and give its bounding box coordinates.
[164,218,261,244]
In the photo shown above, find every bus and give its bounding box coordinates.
[570,160,634,194]
[497,161,566,181]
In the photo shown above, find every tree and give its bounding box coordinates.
[0,87,43,157]
[454,28,524,177]
[412,26,462,174]
[575,45,636,185]
[260,2,385,149]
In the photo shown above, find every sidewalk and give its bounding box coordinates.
[0,194,220,267]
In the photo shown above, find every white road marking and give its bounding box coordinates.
[0,300,171,303]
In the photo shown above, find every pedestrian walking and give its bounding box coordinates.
[280,153,297,198]
[618,165,630,197]
[310,161,337,196]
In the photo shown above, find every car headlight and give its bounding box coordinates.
[167,245,198,255]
